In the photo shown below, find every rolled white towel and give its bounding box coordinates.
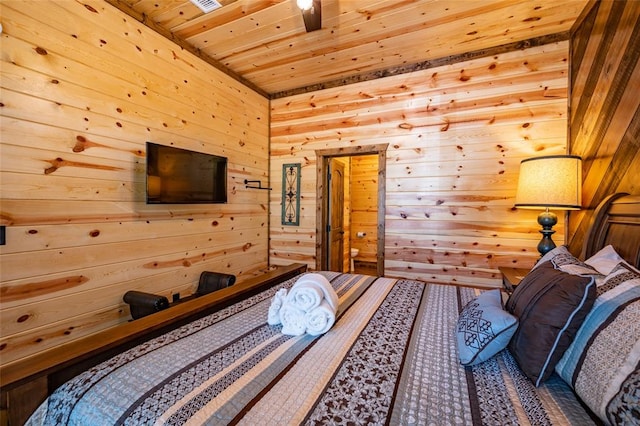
[267,288,288,325]
[286,281,324,313]
[304,301,336,336]
[293,273,339,313]
[279,303,307,336]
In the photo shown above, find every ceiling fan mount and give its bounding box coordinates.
[300,0,322,32]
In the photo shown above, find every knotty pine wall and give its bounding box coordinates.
[0,1,269,365]
[350,155,379,265]
[270,41,570,286]
[567,0,640,253]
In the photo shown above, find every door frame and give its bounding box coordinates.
[315,144,388,276]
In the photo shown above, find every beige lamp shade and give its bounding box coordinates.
[515,155,582,210]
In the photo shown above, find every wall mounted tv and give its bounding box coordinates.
[146,142,227,204]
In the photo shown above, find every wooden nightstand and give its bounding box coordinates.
[499,267,530,294]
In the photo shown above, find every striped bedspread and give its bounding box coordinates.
[27,273,597,425]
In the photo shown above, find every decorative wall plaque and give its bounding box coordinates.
[282,163,301,226]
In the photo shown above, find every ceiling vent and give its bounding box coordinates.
[189,0,222,13]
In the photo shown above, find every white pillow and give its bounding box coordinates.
[585,245,633,275]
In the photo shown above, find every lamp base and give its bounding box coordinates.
[536,209,558,256]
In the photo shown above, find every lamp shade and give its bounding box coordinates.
[515,155,582,210]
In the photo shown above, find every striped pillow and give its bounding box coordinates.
[555,262,640,425]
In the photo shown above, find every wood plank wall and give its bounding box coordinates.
[0,1,269,365]
[270,42,571,287]
[350,155,378,265]
[568,0,640,254]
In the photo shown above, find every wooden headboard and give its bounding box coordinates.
[581,193,640,269]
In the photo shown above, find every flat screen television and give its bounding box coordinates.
[146,142,227,204]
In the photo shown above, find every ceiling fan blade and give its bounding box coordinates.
[301,0,321,32]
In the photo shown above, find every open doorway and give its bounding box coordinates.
[315,144,388,277]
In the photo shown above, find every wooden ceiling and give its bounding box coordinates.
[109,0,590,98]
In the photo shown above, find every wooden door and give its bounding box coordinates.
[328,159,345,272]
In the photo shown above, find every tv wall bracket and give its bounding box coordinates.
[244,179,272,190]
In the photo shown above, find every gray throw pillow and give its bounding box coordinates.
[456,289,518,366]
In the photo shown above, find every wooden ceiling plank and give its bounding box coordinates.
[244,31,569,94]
[228,0,572,62]
[172,0,286,38]
[182,0,484,67]
[186,3,302,55]
[128,0,187,17]
[145,2,205,29]
[108,0,588,95]
[219,0,580,74]
[214,0,473,63]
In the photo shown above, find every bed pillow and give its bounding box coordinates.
[533,245,582,269]
[585,244,639,275]
[555,262,640,424]
[456,289,518,366]
[505,260,597,386]
[533,245,569,269]
[585,244,625,274]
[534,245,602,276]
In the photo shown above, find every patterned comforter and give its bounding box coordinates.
[27,273,597,425]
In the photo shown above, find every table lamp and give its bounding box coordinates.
[515,155,582,256]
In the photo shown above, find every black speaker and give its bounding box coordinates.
[197,272,236,295]
[123,290,170,320]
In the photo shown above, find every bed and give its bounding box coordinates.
[13,193,640,425]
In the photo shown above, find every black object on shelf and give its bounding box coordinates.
[123,290,170,320]
[197,271,236,295]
